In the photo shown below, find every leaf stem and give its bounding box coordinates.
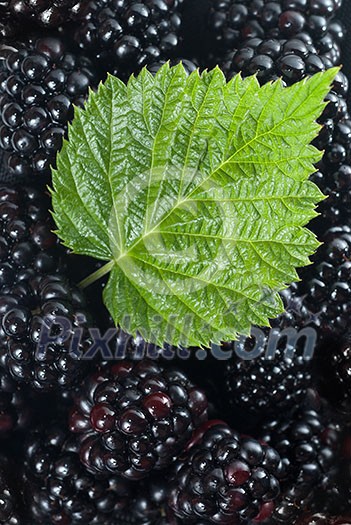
[79,260,115,290]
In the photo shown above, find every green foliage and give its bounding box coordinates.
[51,64,337,347]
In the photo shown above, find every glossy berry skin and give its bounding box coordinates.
[298,225,351,337]
[0,186,63,281]
[169,421,284,524]
[224,292,312,418]
[0,0,83,31]
[74,0,185,79]
[69,359,208,480]
[0,273,94,392]
[261,400,341,523]
[207,0,344,67]
[23,425,131,525]
[0,36,97,182]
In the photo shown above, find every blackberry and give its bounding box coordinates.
[0,273,94,392]
[23,424,132,524]
[0,185,63,283]
[224,292,313,419]
[74,0,185,79]
[298,225,351,338]
[297,516,351,525]
[169,420,284,524]
[0,1,83,35]
[0,366,31,437]
[207,0,344,64]
[0,36,98,182]
[69,359,208,480]
[260,396,341,523]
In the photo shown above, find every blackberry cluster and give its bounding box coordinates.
[0,273,94,392]
[261,399,341,523]
[74,0,185,79]
[224,291,313,418]
[23,424,131,525]
[0,36,97,182]
[0,0,83,34]
[298,225,351,337]
[69,359,208,480]
[169,421,284,524]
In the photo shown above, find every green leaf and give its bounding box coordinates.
[51,64,337,347]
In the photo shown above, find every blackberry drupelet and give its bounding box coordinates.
[298,225,351,337]
[169,420,284,524]
[23,424,132,525]
[0,36,98,182]
[74,0,185,79]
[69,359,208,480]
[224,291,313,418]
[0,185,63,283]
[260,397,341,523]
[0,1,83,37]
[0,273,94,392]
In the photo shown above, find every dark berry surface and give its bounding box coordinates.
[69,359,208,480]
[0,1,348,524]
[169,421,284,524]
[74,0,185,79]
[0,273,94,392]
[0,36,98,182]
[23,424,132,524]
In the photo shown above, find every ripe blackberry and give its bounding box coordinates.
[0,273,94,392]
[224,293,313,419]
[0,366,31,437]
[169,420,284,524]
[260,397,341,523]
[297,516,351,525]
[298,225,351,337]
[0,36,98,182]
[1,1,83,30]
[207,0,344,64]
[69,359,208,480]
[0,185,63,282]
[74,0,185,79]
[23,424,132,524]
